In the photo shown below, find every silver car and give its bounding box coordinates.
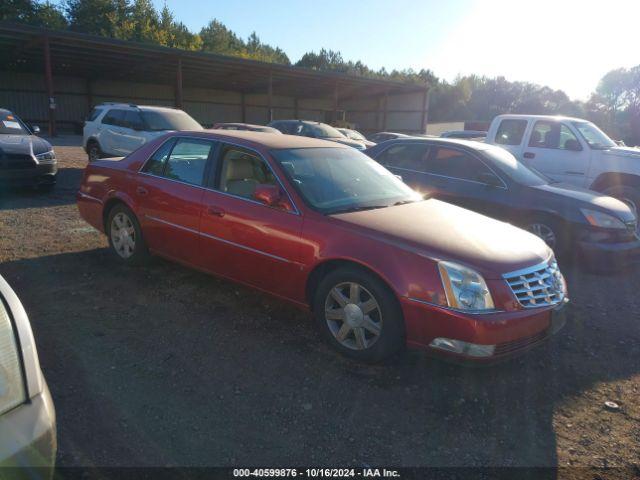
[0,274,56,473]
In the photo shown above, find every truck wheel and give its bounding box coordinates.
[602,185,640,222]
[313,267,405,363]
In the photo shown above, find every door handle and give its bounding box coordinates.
[136,186,148,196]
[523,152,535,159]
[207,206,225,217]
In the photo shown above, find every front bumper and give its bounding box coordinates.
[0,163,57,187]
[401,297,567,363]
[578,233,640,271]
[0,381,57,473]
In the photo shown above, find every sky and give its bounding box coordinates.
[77,0,640,100]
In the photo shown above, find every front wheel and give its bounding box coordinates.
[106,204,149,265]
[313,267,404,363]
[602,185,640,227]
[524,216,567,255]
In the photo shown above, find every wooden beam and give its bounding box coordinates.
[175,57,183,109]
[241,92,246,123]
[294,97,299,119]
[43,35,56,137]
[332,81,339,124]
[382,90,389,131]
[267,70,273,122]
[420,86,430,134]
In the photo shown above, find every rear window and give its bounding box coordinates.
[495,119,527,146]
[87,108,103,122]
[102,109,127,126]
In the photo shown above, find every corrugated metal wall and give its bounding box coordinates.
[0,70,425,133]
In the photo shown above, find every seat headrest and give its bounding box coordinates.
[226,156,255,180]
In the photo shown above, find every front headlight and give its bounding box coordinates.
[581,208,626,229]
[438,261,495,311]
[35,150,56,162]
[0,299,26,415]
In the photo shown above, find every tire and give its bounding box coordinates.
[312,267,404,363]
[106,204,149,265]
[523,215,568,256]
[87,140,102,162]
[602,185,640,225]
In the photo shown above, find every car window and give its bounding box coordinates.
[87,107,103,122]
[163,138,213,186]
[495,119,527,145]
[218,147,276,199]
[124,111,145,131]
[377,143,430,171]
[102,109,127,126]
[426,147,497,183]
[0,111,29,135]
[142,138,175,176]
[140,110,202,131]
[529,121,581,150]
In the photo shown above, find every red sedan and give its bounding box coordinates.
[77,130,568,363]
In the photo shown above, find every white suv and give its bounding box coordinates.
[83,103,203,161]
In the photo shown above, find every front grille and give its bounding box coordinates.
[494,331,547,356]
[0,153,35,170]
[503,259,566,308]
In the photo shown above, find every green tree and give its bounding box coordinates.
[199,19,244,55]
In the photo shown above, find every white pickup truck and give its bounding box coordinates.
[486,114,640,216]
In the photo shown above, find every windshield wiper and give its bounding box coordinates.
[328,205,389,215]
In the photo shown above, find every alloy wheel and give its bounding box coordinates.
[324,282,383,350]
[527,223,557,249]
[110,212,136,259]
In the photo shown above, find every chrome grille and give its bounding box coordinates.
[504,259,566,308]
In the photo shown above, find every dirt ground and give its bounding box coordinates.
[0,138,638,478]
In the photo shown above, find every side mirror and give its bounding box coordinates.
[31,125,40,134]
[477,172,502,188]
[253,184,293,211]
[394,174,403,182]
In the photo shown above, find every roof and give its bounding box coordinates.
[185,129,350,149]
[494,114,585,122]
[383,136,492,150]
[0,22,426,100]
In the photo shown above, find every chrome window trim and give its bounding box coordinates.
[144,214,296,264]
[138,135,301,216]
[375,141,508,190]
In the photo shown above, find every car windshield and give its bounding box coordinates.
[0,112,29,135]
[140,110,203,131]
[345,129,366,141]
[571,121,617,149]
[482,145,550,186]
[271,147,422,214]
[308,123,346,139]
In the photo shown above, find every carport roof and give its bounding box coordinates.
[0,22,427,100]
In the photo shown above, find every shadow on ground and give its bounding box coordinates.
[1,247,638,474]
[0,167,83,211]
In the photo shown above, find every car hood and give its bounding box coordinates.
[603,146,640,159]
[331,199,551,278]
[533,183,636,222]
[0,134,52,156]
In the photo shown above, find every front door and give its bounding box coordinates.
[521,120,590,187]
[134,136,216,266]
[199,144,304,300]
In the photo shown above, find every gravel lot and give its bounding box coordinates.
[0,138,638,477]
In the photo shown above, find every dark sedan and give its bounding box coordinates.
[365,138,640,270]
[0,109,57,189]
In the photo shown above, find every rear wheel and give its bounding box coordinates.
[313,267,404,363]
[106,204,149,265]
[87,140,102,162]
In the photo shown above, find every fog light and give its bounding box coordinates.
[429,338,495,357]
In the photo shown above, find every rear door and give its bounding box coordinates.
[100,109,127,156]
[198,143,304,300]
[492,118,529,159]
[135,136,217,266]
[521,120,590,186]
[421,146,508,220]
[119,110,148,154]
